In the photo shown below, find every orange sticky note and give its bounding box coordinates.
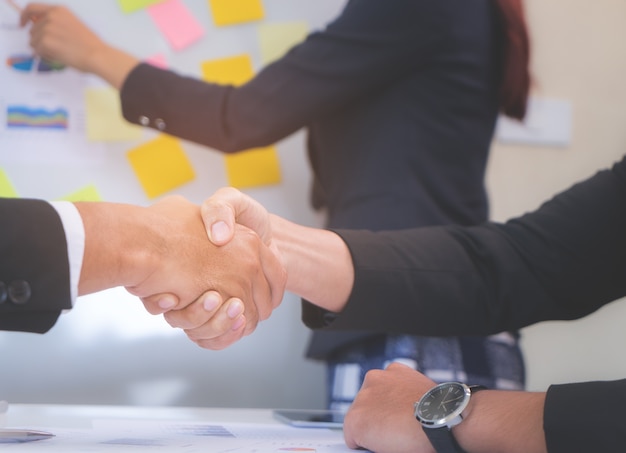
[225,145,281,189]
[208,0,264,26]
[201,54,255,86]
[0,169,18,197]
[127,135,196,199]
[148,0,205,51]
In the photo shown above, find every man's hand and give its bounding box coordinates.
[344,362,437,453]
[155,189,281,349]
[76,195,286,349]
[201,187,273,246]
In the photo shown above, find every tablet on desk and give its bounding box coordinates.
[273,409,345,428]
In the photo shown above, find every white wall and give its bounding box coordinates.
[487,0,626,390]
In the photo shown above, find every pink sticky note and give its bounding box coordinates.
[148,0,205,51]
[146,53,168,69]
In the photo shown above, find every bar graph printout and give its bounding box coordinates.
[0,21,105,164]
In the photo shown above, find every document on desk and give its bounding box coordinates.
[0,419,367,452]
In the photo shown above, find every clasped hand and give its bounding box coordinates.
[119,194,285,350]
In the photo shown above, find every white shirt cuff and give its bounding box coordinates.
[50,201,85,307]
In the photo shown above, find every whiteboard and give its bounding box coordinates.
[0,0,346,409]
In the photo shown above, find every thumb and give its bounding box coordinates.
[201,187,271,246]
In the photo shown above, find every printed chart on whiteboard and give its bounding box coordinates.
[0,18,104,164]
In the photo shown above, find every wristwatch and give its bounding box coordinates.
[413,382,485,453]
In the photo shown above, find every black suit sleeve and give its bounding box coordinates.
[0,198,72,333]
[544,380,626,453]
[118,0,449,151]
[302,155,626,335]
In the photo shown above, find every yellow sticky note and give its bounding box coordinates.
[201,55,281,188]
[118,0,164,14]
[85,87,143,142]
[201,54,254,86]
[127,135,195,199]
[208,0,264,26]
[225,146,281,189]
[60,184,103,202]
[0,169,18,197]
[258,21,309,64]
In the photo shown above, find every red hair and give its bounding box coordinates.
[493,0,531,120]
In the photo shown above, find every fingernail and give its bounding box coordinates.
[158,296,176,310]
[211,221,229,243]
[231,315,245,331]
[203,293,220,311]
[227,299,244,319]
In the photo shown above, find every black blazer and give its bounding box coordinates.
[303,155,626,451]
[119,0,502,358]
[0,198,72,333]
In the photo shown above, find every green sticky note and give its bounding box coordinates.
[60,184,103,202]
[85,87,143,142]
[258,21,309,64]
[118,0,164,14]
[0,169,18,197]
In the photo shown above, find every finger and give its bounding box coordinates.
[173,298,248,348]
[164,291,226,330]
[190,314,247,350]
[20,3,50,26]
[200,188,238,246]
[202,187,272,245]
[139,292,180,315]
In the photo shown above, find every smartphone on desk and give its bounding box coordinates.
[273,409,345,428]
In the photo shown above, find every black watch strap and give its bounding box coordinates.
[424,427,467,453]
[422,385,486,453]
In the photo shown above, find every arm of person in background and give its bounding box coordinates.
[22,1,447,151]
[20,3,138,89]
[0,196,285,340]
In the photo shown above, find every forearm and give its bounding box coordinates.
[83,44,139,90]
[269,214,353,312]
[75,202,158,295]
[454,391,547,453]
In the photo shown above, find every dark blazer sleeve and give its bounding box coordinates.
[0,198,72,333]
[544,380,626,453]
[302,154,626,335]
[119,0,448,151]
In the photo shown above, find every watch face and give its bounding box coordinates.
[415,382,470,427]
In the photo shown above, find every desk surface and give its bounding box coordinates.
[5,403,276,428]
[2,404,351,452]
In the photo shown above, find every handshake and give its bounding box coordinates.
[77,188,354,350]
